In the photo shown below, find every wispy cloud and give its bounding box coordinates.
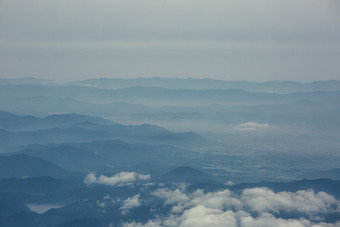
[234,122,269,131]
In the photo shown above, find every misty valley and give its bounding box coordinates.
[0,78,340,226]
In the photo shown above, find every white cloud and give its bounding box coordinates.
[96,195,117,208]
[123,220,162,227]
[121,194,141,214]
[238,213,329,227]
[176,205,237,227]
[176,189,243,214]
[124,210,340,227]
[124,187,340,227]
[152,188,189,206]
[84,171,151,187]
[225,181,234,186]
[234,122,269,131]
[241,187,337,215]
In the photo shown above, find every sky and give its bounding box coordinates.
[0,0,340,82]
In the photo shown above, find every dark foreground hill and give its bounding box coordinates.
[0,154,78,179]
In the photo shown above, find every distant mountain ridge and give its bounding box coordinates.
[0,111,113,131]
[0,77,52,85]
[1,77,340,94]
[1,84,340,107]
[74,77,340,93]
[0,111,211,151]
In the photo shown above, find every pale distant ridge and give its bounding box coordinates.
[73,77,340,93]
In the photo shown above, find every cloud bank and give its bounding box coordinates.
[123,187,340,227]
[84,171,150,187]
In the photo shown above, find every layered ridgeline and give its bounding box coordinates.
[0,111,210,151]
[1,81,340,106]
[3,77,340,92]
[1,111,339,182]
[0,111,339,226]
[0,78,339,226]
[73,78,340,93]
[0,78,339,138]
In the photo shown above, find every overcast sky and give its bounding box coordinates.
[0,0,339,82]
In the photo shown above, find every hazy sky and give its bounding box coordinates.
[0,0,340,82]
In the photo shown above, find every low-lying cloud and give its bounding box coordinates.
[234,122,269,131]
[121,194,141,214]
[84,171,150,187]
[123,187,340,227]
[241,187,337,215]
